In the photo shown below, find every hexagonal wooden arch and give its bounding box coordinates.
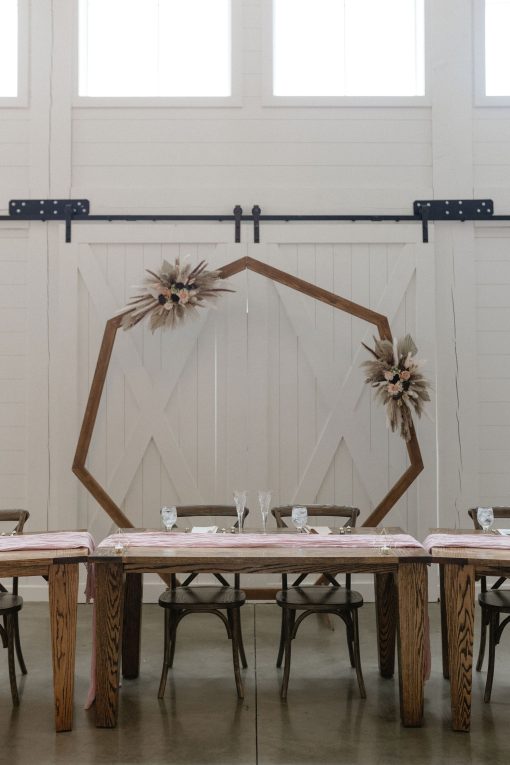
[73,255,423,529]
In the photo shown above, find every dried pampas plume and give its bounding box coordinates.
[116,257,234,332]
[361,334,431,442]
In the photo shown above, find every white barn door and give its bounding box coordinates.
[52,223,436,544]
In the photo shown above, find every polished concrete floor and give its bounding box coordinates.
[1,602,510,764]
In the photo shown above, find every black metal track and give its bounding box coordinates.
[1,199,509,244]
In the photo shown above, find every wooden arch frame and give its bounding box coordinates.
[73,255,423,529]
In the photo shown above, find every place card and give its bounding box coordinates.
[307,526,332,535]
[191,526,218,534]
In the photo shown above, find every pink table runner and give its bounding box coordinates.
[423,533,510,553]
[98,531,424,550]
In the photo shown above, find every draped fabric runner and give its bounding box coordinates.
[98,531,425,550]
[0,530,95,553]
[0,531,96,600]
[423,533,510,553]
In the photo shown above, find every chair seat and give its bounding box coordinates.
[159,586,246,609]
[479,590,510,612]
[276,586,363,611]
[0,593,23,614]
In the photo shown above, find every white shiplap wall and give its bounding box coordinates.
[0,0,508,563]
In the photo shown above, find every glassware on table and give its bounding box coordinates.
[114,527,129,554]
[291,506,308,533]
[161,506,177,532]
[379,527,391,555]
[258,490,271,533]
[233,490,247,532]
[477,507,494,533]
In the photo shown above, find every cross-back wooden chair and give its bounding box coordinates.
[0,510,29,705]
[158,505,249,700]
[271,505,365,700]
[468,507,510,701]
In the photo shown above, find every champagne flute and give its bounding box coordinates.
[291,506,308,533]
[161,506,177,532]
[233,490,247,532]
[258,490,271,533]
[477,507,494,533]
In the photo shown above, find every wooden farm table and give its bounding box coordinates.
[428,529,510,732]
[0,543,90,732]
[91,528,430,729]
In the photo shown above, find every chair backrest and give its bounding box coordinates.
[271,505,360,529]
[172,506,249,589]
[468,507,510,530]
[271,505,360,589]
[0,510,29,534]
[174,505,249,524]
[0,510,30,596]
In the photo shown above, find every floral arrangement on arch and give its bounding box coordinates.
[117,257,233,332]
[361,334,431,442]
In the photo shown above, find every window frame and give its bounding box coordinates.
[73,0,242,107]
[474,0,510,105]
[262,0,431,107]
[0,0,29,107]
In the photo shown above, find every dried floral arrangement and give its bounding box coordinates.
[117,257,233,332]
[361,334,431,441]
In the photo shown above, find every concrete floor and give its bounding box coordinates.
[0,602,509,764]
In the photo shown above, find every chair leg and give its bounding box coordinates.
[281,609,295,700]
[158,609,172,699]
[484,611,498,703]
[352,609,366,700]
[276,609,285,668]
[5,614,19,706]
[476,606,489,672]
[13,612,27,675]
[230,608,244,699]
[235,608,248,669]
[345,618,356,668]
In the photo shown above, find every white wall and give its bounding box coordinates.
[0,0,508,550]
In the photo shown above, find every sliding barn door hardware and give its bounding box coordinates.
[0,198,501,244]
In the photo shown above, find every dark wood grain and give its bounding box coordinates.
[48,561,79,732]
[396,562,427,727]
[95,558,124,729]
[374,572,397,678]
[122,573,143,679]
[439,566,450,679]
[443,562,475,732]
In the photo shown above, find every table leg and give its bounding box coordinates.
[95,558,124,728]
[374,572,397,678]
[443,562,475,732]
[48,561,78,732]
[122,573,143,679]
[439,566,450,679]
[396,562,427,727]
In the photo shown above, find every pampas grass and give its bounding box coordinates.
[361,334,431,441]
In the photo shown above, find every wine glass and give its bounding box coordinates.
[114,527,129,554]
[291,506,308,533]
[161,506,177,532]
[233,490,247,532]
[477,507,494,533]
[258,490,271,533]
